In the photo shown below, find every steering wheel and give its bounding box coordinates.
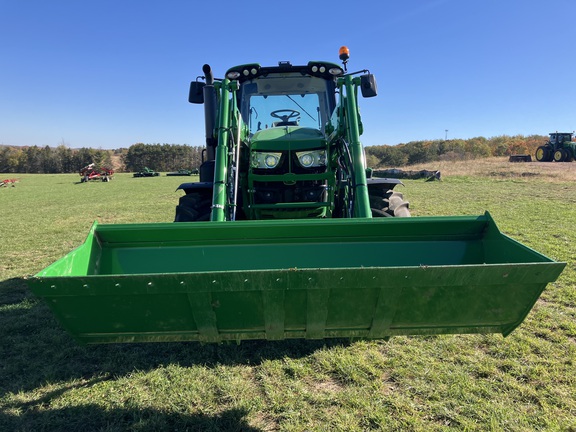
[270,109,300,123]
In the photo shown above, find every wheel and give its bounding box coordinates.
[174,191,212,222]
[270,109,300,122]
[535,146,551,162]
[553,149,567,162]
[369,189,411,217]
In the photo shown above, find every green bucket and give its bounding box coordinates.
[27,212,565,344]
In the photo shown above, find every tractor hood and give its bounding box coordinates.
[250,126,326,151]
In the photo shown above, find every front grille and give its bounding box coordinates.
[253,181,327,204]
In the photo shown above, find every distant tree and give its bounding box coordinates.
[365,153,379,169]
[405,141,430,164]
[55,144,75,172]
[123,143,204,172]
[487,136,513,156]
[507,139,529,156]
[465,137,491,158]
[0,146,23,172]
[24,146,43,173]
[365,144,408,167]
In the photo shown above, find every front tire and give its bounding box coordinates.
[370,190,411,217]
[174,191,212,222]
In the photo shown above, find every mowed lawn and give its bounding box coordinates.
[0,163,575,431]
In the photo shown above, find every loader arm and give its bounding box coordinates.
[338,74,371,218]
[210,79,235,222]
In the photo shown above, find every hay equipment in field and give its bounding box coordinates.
[535,132,576,162]
[167,169,194,176]
[0,178,18,187]
[508,155,532,163]
[26,48,565,344]
[79,163,114,182]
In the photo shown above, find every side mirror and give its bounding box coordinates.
[189,81,205,104]
[360,74,377,98]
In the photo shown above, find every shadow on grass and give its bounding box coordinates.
[0,277,350,396]
[0,404,261,432]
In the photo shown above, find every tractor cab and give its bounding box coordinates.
[549,132,573,147]
[231,62,341,136]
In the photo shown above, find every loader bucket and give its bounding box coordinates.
[27,212,565,344]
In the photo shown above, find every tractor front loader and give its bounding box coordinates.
[27,48,565,344]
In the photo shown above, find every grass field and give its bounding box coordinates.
[1,159,575,431]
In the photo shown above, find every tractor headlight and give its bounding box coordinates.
[251,152,282,169]
[296,150,326,168]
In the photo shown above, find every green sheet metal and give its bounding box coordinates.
[27,213,565,344]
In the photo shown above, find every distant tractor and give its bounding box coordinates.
[535,132,576,162]
[133,167,160,177]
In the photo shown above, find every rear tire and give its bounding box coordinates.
[370,190,411,217]
[535,146,551,162]
[174,191,212,222]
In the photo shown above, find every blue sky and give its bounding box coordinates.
[1,0,575,150]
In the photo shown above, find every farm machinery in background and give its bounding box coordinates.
[27,48,565,345]
[133,167,160,177]
[535,132,576,162]
[1,178,18,187]
[167,169,195,176]
[79,163,114,182]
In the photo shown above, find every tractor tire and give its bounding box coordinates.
[535,146,552,162]
[553,148,567,162]
[369,190,411,217]
[174,191,212,222]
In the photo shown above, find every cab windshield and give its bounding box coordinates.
[239,74,335,135]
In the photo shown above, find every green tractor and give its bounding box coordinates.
[26,49,565,344]
[174,50,408,222]
[133,166,160,177]
[535,132,576,162]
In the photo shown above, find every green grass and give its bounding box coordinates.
[1,170,575,431]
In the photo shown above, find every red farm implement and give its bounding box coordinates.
[79,164,114,182]
[0,178,18,187]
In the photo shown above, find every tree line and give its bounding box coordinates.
[364,134,547,168]
[0,135,549,174]
[0,143,204,174]
[0,145,114,174]
[122,143,203,172]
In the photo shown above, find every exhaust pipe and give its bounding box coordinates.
[188,64,217,181]
[202,64,217,162]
